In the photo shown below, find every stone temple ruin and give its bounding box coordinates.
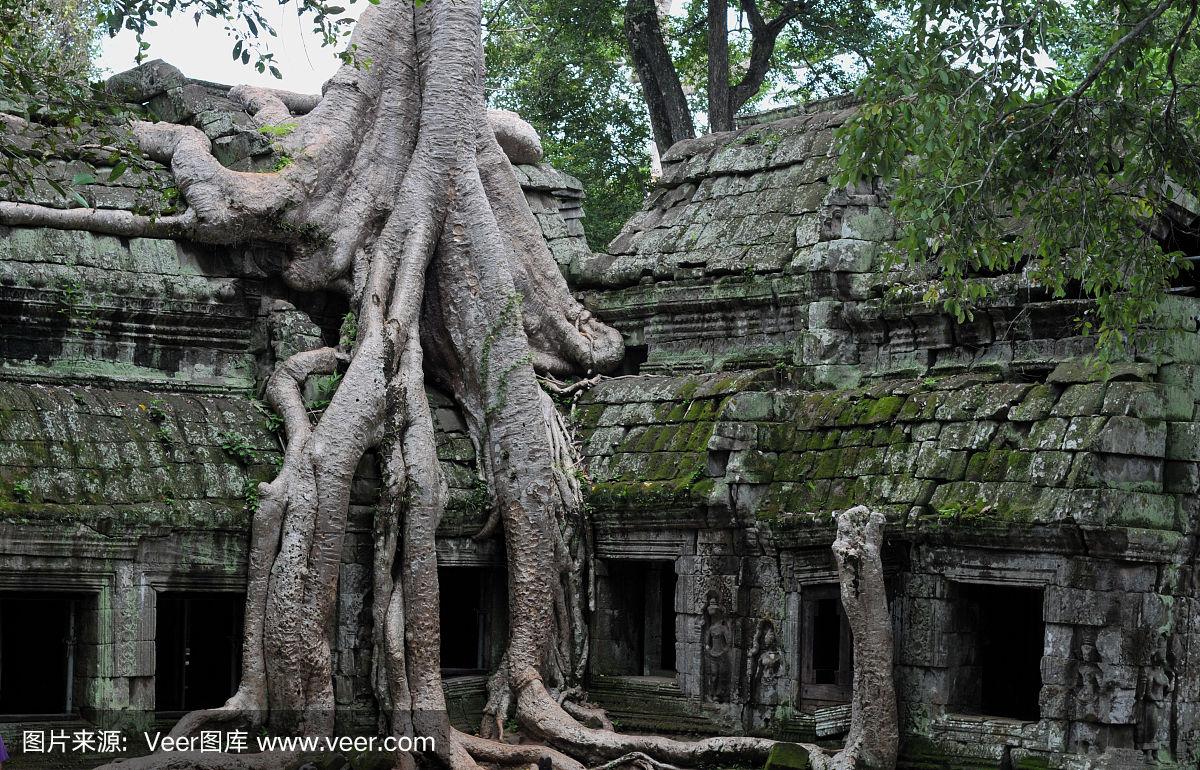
[1,67,1199,768]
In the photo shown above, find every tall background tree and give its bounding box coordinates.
[668,0,897,135]
[482,0,900,249]
[483,0,652,250]
[838,0,1200,356]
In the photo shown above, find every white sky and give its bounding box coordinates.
[97,3,367,94]
[97,1,692,95]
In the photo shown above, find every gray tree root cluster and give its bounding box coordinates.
[1,3,896,768]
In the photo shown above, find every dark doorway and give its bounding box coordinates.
[811,596,842,684]
[439,567,487,673]
[604,562,645,674]
[617,345,649,376]
[0,593,82,715]
[658,567,677,672]
[964,584,1044,720]
[800,584,853,706]
[156,592,243,712]
[593,560,677,677]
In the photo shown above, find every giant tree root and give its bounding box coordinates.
[4,2,895,769]
[800,506,898,770]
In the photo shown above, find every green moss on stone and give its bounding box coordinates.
[764,742,811,770]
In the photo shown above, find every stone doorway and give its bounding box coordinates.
[949,583,1044,721]
[155,592,243,713]
[800,584,853,707]
[593,560,677,677]
[438,566,505,675]
[0,592,88,715]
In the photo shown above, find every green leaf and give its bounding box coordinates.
[71,172,96,186]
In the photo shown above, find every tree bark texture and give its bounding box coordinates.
[624,0,696,155]
[707,0,733,133]
[804,506,898,770]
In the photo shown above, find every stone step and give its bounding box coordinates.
[588,675,729,734]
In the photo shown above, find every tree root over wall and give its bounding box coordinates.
[1,3,895,767]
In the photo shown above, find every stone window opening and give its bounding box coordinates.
[438,566,505,676]
[800,584,853,707]
[593,560,678,677]
[0,592,89,716]
[617,344,648,376]
[155,592,244,713]
[948,583,1044,722]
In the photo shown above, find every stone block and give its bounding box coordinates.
[882,443,917,474]
[1101,382,1166,420]
[938,420,997,450]
[1067,489,1178,529]
[807,300,844,330]
[1099,685,1138,724]
[1166,420,1200,460]
[1061,416,1107,451]
[1048,359,1098,384]
[1164,460,1200,493]
[1156,363,1200,419]
[1063,561,1157,593]
[792,214,822,249]
[811,364,862,389]
[913,443,968,480]
[1091,415,1166,457]
[802,239,880,273]
[211,132,272,167]
[709,421,756,451]
[1025,417,1069,450]
[726,450,776,484]
[1068,452,1162,492]
[1157,327,1200,363]
[1139,591,1171,628]
[1039,685,1070,719]
[721,391,774,421]
[1051,383,1106,417]
[800,328,857,365]
[911,421,941,441]
[764,742,811,770]
[114,640,155,678]
[1029,451,1073,486]
[839,207,894,241]
[1044,586,1114,625]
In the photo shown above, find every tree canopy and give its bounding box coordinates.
[839,0,1200,356]
[481,0,900,248]
[1,0,109,197]
[483,0,652,250]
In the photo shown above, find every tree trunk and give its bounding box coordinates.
[707,0,733,133]
[805,506,898,770]
[624,0,695,155]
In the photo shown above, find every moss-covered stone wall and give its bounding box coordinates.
[567,101,1200,768]
[576,362,1196,534]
